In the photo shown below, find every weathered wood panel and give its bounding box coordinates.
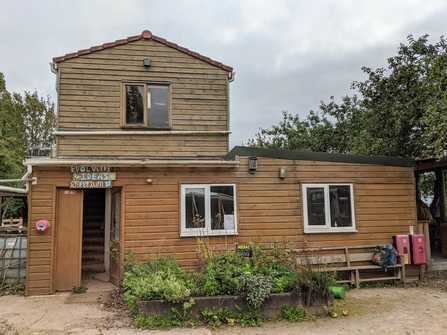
[26,157,417,293]
[26,176,55,296]
[55,39,230,158]
[57,134,229,157]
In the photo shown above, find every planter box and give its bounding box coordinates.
[138,292,333,317]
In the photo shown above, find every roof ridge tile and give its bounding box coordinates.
[52,30,233,72]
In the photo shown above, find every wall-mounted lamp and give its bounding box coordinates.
[279,166,286,179]
[248,156,257,174]
[143,58,152,67]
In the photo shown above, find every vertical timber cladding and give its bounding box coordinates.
[56,38,231,158]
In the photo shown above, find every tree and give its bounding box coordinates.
[249,35,447,160]
[0,73,26,179]
[0,72,56,178]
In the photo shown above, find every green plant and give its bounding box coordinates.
[236,274,274,310]
[134,314,173,330]
[0,281,25,296]
[202,306,237,329]
[133,299,196,330]
[201,252,246,296]
[279,304,312,322]
[235,305,262,327]
[123,253,190,315]
[170,299,196,328]
[293,268,337,306]
[71,285,87,294]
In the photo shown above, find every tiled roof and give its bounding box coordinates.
[52,30,233,72]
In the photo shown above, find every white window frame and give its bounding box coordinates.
[302,183,357,233]
[180,184,238,237]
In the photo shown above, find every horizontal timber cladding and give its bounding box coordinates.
[56,134,229,158]
[26,179,54,295]
[56,40,230,145]
[26,156,417,292]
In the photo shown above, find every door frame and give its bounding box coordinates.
[109,187,123,286]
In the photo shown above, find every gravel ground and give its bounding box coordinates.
[1,271,447,334]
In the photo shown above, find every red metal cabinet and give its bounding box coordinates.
[394,235,411,264]
[411,234,426,265]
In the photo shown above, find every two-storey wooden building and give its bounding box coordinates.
[24,31,418,295]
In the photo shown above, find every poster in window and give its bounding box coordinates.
[224,215,234,230]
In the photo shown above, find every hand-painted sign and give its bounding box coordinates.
[69,166,115,188]
[70,180,113,188]
[71,166,110,173]
[73,172,116,181]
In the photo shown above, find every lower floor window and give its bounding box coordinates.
[181,184,237,236]
[302,183,356,233]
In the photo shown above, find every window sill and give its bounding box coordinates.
[180,230,238,237]
[304,228,358,234]
[121,125,172,130]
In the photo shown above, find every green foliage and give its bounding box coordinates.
[293,269,338,306]
[134,299,197,330]
[279,304,312,322]
[124,243,336,330]
[235,305,262,327]
[200,252,246,296]
[236,274,274,310]
[0,72,56,221]
[248,35,447,161]
[0,281,26,297]
[123,253,190,315]
[71,285,88,294]
[202,307,236,328]
[170,299,197,328]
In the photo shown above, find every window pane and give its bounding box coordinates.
[185,188,205,228]
[307,187,325,226]
[125,85,144,124]
[329,186,352,227]
[210,186,234,230]
[147,86,168,127]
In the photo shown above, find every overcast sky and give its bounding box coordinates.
[1,0,447,148]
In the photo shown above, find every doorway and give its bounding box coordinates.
[82,189,106,273]
[54,187,121,291]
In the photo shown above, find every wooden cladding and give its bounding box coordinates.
[55,39,231,158]
[26,158,417,295]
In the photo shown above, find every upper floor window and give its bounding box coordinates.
[302,183,356,233]
[180,184,237,237]
[122,82,170,128]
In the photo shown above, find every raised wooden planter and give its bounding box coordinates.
[138,292,334,318]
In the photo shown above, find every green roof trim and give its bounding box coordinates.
[225,146,415,168]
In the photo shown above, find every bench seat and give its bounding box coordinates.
[295,245,406,289]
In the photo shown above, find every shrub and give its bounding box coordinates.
[236,274,274,310]
[123,252,190,314]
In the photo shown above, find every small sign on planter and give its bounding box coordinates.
[236,244,252,257]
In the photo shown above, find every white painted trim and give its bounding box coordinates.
[53,130,231,136]
[24,159,239,167]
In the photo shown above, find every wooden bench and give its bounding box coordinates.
[294,245,406,289]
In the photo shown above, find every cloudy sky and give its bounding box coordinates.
[1,0,446,148]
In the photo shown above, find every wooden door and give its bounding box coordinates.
[54,188,83,291]
[110,189,121,286]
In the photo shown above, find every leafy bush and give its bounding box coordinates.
[123,252,190,314]
[236,274,274,310]
[293,268,337,305]
[123,241,337,329]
